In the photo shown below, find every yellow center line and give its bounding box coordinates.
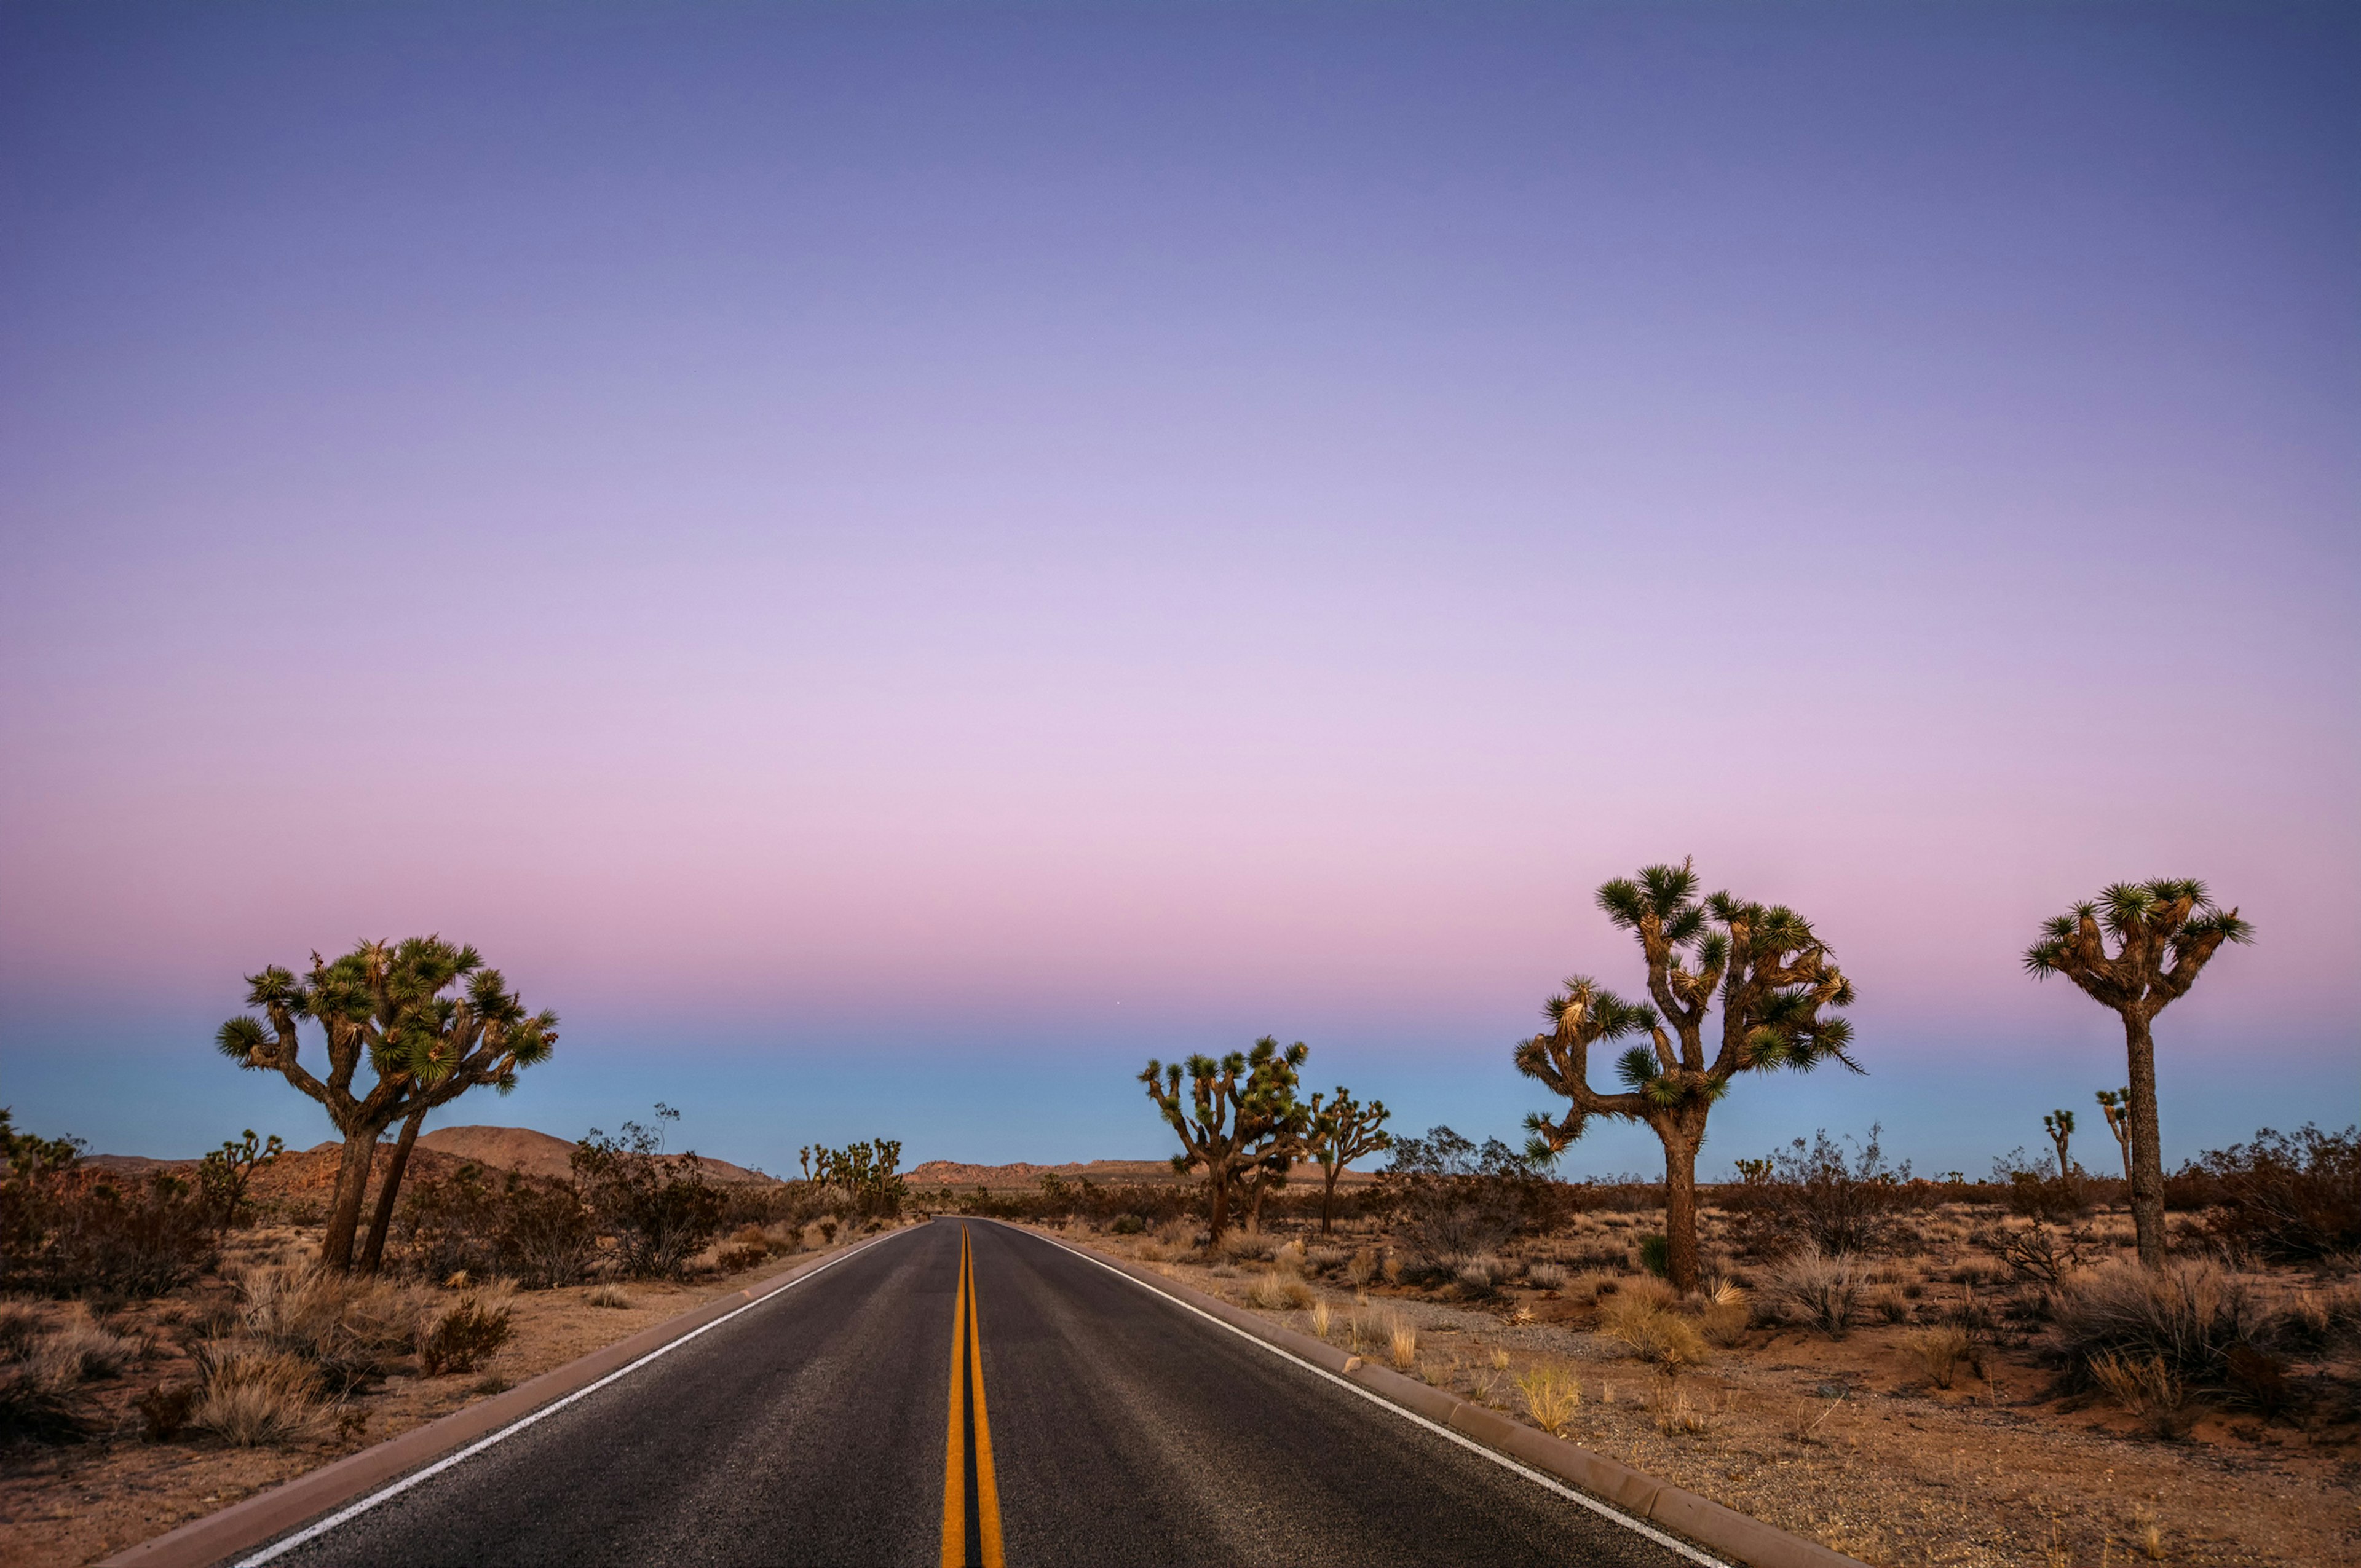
[941,1227,1006,1568]
[967,1232,1005,1568]
[941,1229,968,1568]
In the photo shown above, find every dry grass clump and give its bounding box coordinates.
[1517,1363,1583,1434]
[0,1304,91,1445]
[239,1262,424,1393]
[1308,1300,1331,1338]
[1564,1268,1621,1306]
[34,1305,140,1384]
[2053,1260,2269,1392]
[2089,1352,2193,1437]
[1699,1280,1750,1347]
[1344,1247,1379,1286]
[1762,1245,1865,1338]
[191,1342,326,1447]
[1249,1270,1316,1312]
[1527,1261,1567,1290]
[1600,1293,1709,1374]
[1212,1227,1273,1263]
[1906,1325,1979,1389]
[1387,1315,1418,1371]
[1455,1256,1503,1297]
[418,1285,516,1376]
[583,1283,633,1309]
[1653,1380,1720,1436]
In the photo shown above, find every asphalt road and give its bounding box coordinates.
[253,1219,1710,1567]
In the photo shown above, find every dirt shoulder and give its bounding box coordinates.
[1046,1213,2359,1568]
[0,1224,890,1568]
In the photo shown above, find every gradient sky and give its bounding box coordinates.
[2,2,2354,1180]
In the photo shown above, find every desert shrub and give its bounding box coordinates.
[809,1140,908,1221]
[1527,1261,1567,1290]
[1379,1127,1569,1270]
[1109,1215,1145,1235]
[1344,1247,1378,1286]
[1,1122,215,1296]
[1992,1223,2091,1288]
[2184,1125,2360,1264]
[584,1283,632,1309]
[137,1381,198,1440]
[1991,1148,2090,1225]
[573,1115,726,1280]
[1517,1363,1583,1434]
[397,1164,597,1290]
[417,1288,514,1376]
[2052,1260,2274,1400]
[1762,1244,1865,1338]
[1636,1234,1669,1278]
[0,1363,85,1445]
[192,1343,326,1446]
[1728,1127,1910,1259]
[42,1304,137,1381]
[1699,1283,1750,1347]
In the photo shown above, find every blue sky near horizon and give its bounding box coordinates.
[2,2,2355,1179]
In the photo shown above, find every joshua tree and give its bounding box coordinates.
[197,1129,284,1237]
[2025,880,2252,1269]
[2042,1109,2076,1178]
[216,937,558,1273]
[1140,1036,1308,1242]
[2095,1087,2134,1184]
[1306,1088,1392,1235]
[1519,860,1859,1293]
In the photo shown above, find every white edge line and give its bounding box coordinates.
[231,1228,918,1567]
[985,1220,1731,1568]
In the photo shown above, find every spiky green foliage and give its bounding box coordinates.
[1141,1036,1310,1241]
[215,938,558,1271]
[1519,859,1859,1291]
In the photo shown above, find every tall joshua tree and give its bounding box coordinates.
[1141,1036,1308,1243]
[1519,860,1859,1293]
[1306,1087,1392,1236]
[2094,1088,2134,1185]
[2042,1109,2076,1178]
[216,937,557,1273]
[2025,880,2252,1269]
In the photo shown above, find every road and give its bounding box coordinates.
[248,1219,1713,1567]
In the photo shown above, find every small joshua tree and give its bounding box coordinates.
[2095,1088,2134,1185]
[1140,1036,1308,1242]
[1306,1088,1392,1235]
[2025,880,2252,1269]
[216,937,557,1273]
[197,1129,284,1237]
[2042,1109,2076,1179]
[1519,859,1859,1293]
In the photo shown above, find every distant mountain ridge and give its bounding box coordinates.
[417,1125,777,1185]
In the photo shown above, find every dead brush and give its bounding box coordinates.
[1214,1227,1273,1264]
[1652,1379,1722,1437]
[419,1285,516,1376]
[1516,1363,1583,1435]
[583,1283,633,1309]
[36,1305,139,1384]
[192,1342,326,1447]
[1308,1301,1332,1338]
[1699,1281,1750,1347]
[2054,1259,2271,1401]
[1527,1262,1567,1291]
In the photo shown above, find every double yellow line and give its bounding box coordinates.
[941,1226,1004,1568]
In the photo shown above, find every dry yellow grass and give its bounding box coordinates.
[1516,1363,1583,1435]
[1387,1315,1418,1371]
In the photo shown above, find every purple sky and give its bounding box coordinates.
[3,3,2354,1178]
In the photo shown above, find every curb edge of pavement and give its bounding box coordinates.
[1043,1232,1872,1568]
[92,1229,908,1568]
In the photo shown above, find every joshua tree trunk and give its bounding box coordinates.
[1319,1168,1341,1235]
[1659,1125,1703,1294]
[1206,1170,1232,1242]
[322,1125,385,1273]
[359,1105,429,1275]
[2124,1011,2167,1270]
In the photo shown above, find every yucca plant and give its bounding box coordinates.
[2025,880,2253,1268]
[1141,1036,1309,1242]
[1517,859,1859,1292]
[216,938,558,1274]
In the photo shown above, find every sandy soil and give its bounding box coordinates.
[1062,1209,2361,1568]
[0,1226,869,1568]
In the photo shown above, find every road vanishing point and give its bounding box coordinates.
[242,1219,1720,1567]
